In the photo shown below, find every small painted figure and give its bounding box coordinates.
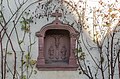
[48,46,54,59]
[60,45,67,60]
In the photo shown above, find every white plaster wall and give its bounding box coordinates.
[1,0,89,79]
[0,0,119,79]
[30,71,88,79]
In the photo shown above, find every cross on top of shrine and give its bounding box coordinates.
[51,10,62,20]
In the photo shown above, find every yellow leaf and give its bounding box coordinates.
[25,54,31,60]
[30,60,36,65]
[108,8,112,12]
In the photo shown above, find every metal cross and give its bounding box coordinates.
[51,10,62,20]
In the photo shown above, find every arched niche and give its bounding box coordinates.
[44,29,70,65]
[36,10,79,70]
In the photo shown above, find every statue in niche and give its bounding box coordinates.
[60,45,67,60]
[48,45,54,59]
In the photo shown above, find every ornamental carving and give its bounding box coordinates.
[36,10,79,71]
[45,32,69,64]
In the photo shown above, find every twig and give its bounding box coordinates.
[76,40,92,79]
[88,66,93,79]
[7,0,13,14]
[0,22,17,79]
[0,30,4,79]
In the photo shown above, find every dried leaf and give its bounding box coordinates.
[111,14,116,18]
[108,8,112,12]
[7,52,13,55]
[106,22,111,27]
[34,70,37,74]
